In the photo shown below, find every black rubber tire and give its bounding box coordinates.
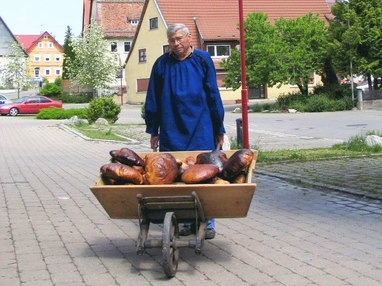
[9,107,19,116]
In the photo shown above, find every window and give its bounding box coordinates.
[55,54,61,62]
[163,45,169,54]
[34,68,40,77]
[124,41,131,53]
[116,70,123,79]
[45,68,51,76]
[55,68,61,76]
[110,42,117,52]
[149,17,158,30]
[130,19,139,26]
[44,54,51,62]
[48,42,54,48]
[34,54,41,62]
[40,97,51,103]
[207,45,230,57]
[38,42,43,48]
[137,78,149,92]
[138,49,146,63]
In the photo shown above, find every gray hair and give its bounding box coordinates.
[167,23,189,37]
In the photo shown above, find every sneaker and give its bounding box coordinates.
[205,229,216,240]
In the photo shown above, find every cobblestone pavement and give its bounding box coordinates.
[256,156,382,200]
[1,116,382,285]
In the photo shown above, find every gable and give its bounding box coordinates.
[0,16,27,57]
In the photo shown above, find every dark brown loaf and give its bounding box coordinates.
[196,149,228,172]
[100,163,144,185]
[144,153,179,185]
[109,148,145,167]
[222,149,254,179]
[181,164,219,184]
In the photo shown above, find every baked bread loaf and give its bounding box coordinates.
[144,153,179,185]
[181,164,219,184]
[196,149,228,172]
[222,149,254,179]
[110,148,145,167]
[100,163,144,185]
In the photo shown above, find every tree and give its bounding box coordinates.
[62,26,75,80]
[221,13,284,91]
[221,12,328,95]
[329,0,382,90]
[1,42,29,98]
[66,21,119,96]
[274,13,328,95]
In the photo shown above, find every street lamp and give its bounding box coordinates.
[338,0,355,101]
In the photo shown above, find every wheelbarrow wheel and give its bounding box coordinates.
[162,212,179,278]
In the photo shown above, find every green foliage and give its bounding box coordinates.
[221,12,328,95]
[1,42,29,92]
[332,131,382,153]
[36,107,87,119]
[62,26,75,80]
[141,103,145,120]
[87,97,121,123]
[40,83,62,96]
[52,92,93,103]
[66,21,120,91]
[54,77,62,87]
[329,0,382,90]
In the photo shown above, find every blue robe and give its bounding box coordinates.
[145,49,225,151]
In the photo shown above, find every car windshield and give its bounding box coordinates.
[14,97,28,103]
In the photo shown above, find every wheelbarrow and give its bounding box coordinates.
[90,150,257,277]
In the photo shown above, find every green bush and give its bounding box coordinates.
[54,77,62,87]
[305,95,331,112]
[87,97,121,123]
[36,107,88,119]
[40,83,62,96]
[276,92,308,109]
[52,92,93,103]
[141,103,145,120]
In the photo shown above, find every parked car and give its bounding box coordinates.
[0,95,62,116]
[0,93,13,105]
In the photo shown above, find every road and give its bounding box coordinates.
[115,104,382,150]
[4,89,382,150]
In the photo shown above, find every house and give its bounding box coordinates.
[124,0,332,104]
[15,32,64,83]
[82,0,144,91]
[0,16,28,86]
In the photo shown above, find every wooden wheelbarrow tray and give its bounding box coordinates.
[90,150,257,277]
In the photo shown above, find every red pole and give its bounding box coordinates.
[238,0,249,148]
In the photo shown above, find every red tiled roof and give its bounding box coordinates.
[15,32,64,53]
[156,0,332,44]
[83,0,144,39]
[14,35,40,50]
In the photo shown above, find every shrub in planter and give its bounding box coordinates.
[87,97,121,123]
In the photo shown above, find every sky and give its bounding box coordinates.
[1,0,83,45]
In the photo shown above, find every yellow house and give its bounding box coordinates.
[124,0,331,104]
[15,32,64,83]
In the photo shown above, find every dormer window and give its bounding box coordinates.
[207,45,231,57]
[130,19,139,26]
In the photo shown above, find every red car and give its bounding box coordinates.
[0,95,63,116]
